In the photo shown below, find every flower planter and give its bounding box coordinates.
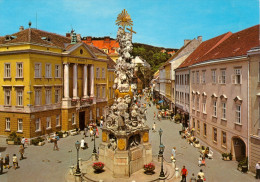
[144,170,155,175]
[92,162,104,173]
[63,133,67,138]
[241,166,248,173]
[7,140,14,145]
[194,143,200,148]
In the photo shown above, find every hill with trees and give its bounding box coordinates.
[132,43,178,73]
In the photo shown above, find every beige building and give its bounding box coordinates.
[248,46,260,172]
[178,25,259,166]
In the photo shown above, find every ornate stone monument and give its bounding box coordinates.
[99,9,152,178]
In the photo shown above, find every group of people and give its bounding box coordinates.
[181,166,205,182]
[0,142,26,174]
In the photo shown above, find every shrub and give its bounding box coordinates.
[8,132,21,145]
[238,157,248,167]
[56,131,63,138]
[92,162,104,170]
[31,137,44,145]
[174,113,182,122]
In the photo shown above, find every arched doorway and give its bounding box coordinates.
[232,137,246,161]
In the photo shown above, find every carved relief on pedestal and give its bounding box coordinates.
[118,138,126,150]
[143,132,149,143]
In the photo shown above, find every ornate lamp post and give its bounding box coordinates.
[158,128,163,156]
[75,141,81,175]
[159,143,165,179]
[93,128,97,154]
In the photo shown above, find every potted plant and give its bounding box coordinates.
[222,153,227,160]
[143,163,155,174]
[62,131,68,138]
[238,157,248,173]
[92,162,104,173]
[228,153,232,160]
[194,140,200,148]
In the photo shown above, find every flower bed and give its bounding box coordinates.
[92,162,104,171]
[143,163,155,174]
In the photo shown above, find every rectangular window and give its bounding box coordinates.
[197,96,200,111]
[35,118,41,131]
[196,71,199,84]
[109,87,111,99]
[222,131,227,146]
[97,108,100,117]
[45,88,51,105]
[46,117,51,129]
[18,119,23,132]
[193,118,195,128]
[16,89,23,106]
[213,101,217,117]
[5,118,10,131]
[197,120,200,133]
[45,64,51,78]
[35,89,42,106]
[102,68,105,78]
[187,74,189,85]
[236,105,241,123]
[96,86,100,98]
[222,102,226,119]
[4,88,11,106]
[202,98,206,113]
[102,86,105,98]
[204,123,207,136]
[55,65,61,78]
[35,63,41,78]
[192,71,195,84]
[219,69,226,84]
[212,70,216,83]
[192,95,195,109]
[55,89,61,103]
[202,71,206,84]
[213,128,217,142]
[56,115,60,126]
[232,68,242,84]
[16,63,23,78]
[96,67,100,78]
[4,63,11,78]
[90,110,93,120]
[72,113,76,125]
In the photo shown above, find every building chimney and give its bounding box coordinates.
[19,26,24,32]
[184,39,191,46]
[197,36,202,43]
[86,36,92,43]
[76,34,81,42]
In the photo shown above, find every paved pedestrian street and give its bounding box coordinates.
[0,98,257,182]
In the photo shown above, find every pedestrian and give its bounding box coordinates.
[172,147,176,159]
[21,137,25,148]
[196,175,203,182]
[80,138,85,149]
[53,135,59,151]
[84,126,88,137]
[198,155,202,167]
[181,165,188,182]
[256,161,260,179]
[190,173,196,182]
[100,116,104,129]
[153,112,156,120]
[12,154,18,169]
[0,157,3,174]
[152,122,156,132]
[197,169,205,180]
[19,145,24,160]
[191,128,195,136]
[4,154,9,169]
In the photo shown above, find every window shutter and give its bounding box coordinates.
[231,74,235,84]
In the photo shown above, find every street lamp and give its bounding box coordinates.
[93,127,97,154]
[159,143,165,179]
[75,141,81,175]
[158,128,163,157]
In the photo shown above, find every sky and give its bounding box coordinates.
[0,0,259,49]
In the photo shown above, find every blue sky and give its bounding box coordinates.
[0,0,259,48]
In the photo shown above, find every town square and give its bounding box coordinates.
[0,0,259,182]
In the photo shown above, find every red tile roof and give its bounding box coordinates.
[199,24,259,62]
[178,32,232,68]
[0,28,71,48]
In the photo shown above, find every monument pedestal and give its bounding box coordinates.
[99,127,152,178]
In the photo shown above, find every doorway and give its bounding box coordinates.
[79,111,85,131]
[232,137,246,161]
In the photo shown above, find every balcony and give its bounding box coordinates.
[71,98,93,107]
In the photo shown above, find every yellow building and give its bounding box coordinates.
[0,27,114,139]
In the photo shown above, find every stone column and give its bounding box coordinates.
[62,63,71,108]
[83,64,88,99]
[90,64,94,97]
[73,63,79,100]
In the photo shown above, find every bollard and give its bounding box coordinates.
[175,168,180,178]
[69,166,74,175]
[79,158,82,166]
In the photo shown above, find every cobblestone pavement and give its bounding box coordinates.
[0,97,258,182]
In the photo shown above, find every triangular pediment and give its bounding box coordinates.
[64,43,96,58]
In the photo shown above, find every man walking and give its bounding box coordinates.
[4,154,9,169]
[21,137,25,148]
[53,135,59,151]
[256,161,260,179]
[0,157,3,174]
[19,145,24,160]
[181,165,188,182]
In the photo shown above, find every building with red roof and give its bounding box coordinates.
[175,25,259,171]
